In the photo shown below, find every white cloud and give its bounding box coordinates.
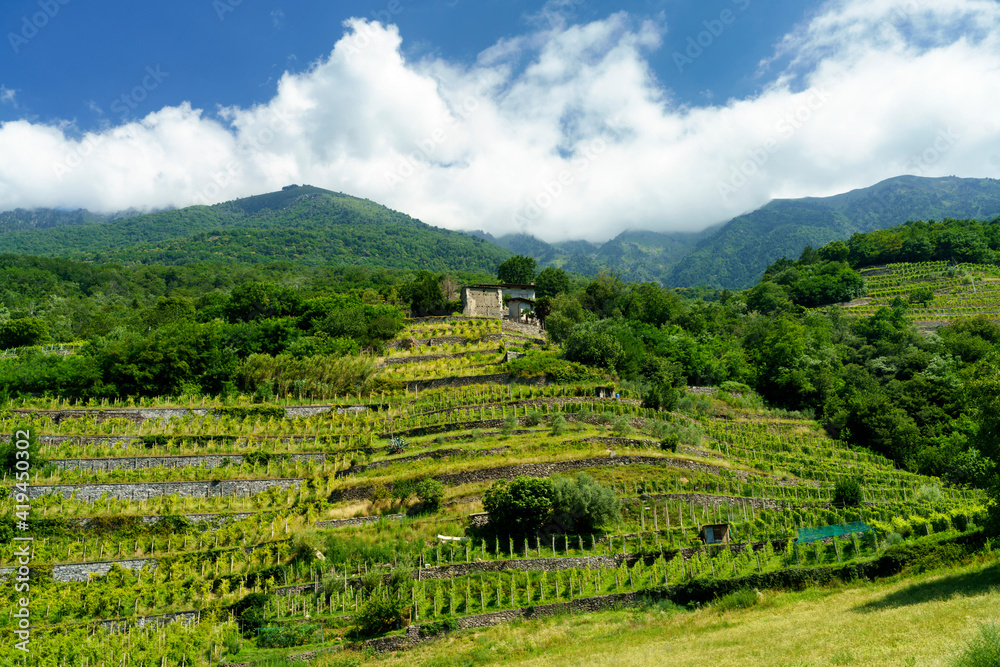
[1,0,1000,241]
[0,86,16,107]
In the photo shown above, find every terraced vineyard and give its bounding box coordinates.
[838,261,1000,327]
[0,317,989,665]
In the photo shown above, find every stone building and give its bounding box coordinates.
[461,283,536,320]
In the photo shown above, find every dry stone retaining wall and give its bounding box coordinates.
[11,404,367,426]
[314,513,405,529]
[48,453,326,472]
[0,558,156,583]
[28,478,303,501]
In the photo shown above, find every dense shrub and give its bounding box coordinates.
[353,595,405,637]
[642,383,678,411]
[415,479,445,512]
[482,476,554,535]
[833,478,863,507]
[550,473,622,533]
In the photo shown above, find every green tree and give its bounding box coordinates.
[550,473,622,532]
[415,479,445,512]
[225,282,303,323]
[400,271,446,316]
[482,476,554,535]
[0,318,49,349]
[745,281,792,314]
[545,294,589,343]
[535,266,571,298]
[832,478,863,507]
[497,255,537,284]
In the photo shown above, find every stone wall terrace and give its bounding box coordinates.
[28,478,303,501]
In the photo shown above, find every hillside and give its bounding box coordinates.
[476,228,714,282]
[668,175,1000,289]
[0,186,511,273]
[0,316,992,665]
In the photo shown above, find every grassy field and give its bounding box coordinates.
[364,556,1000,667]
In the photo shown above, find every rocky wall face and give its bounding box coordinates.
[48,453,326,471]
[28,478,303,501]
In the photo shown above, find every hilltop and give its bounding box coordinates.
[0,185,511,273]
[667,175,1000,289]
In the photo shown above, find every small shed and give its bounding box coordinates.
[700,523,730,545]
[595,386,614,398]
[507,297,535,322]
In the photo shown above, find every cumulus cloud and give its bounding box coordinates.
[1,0,999,241]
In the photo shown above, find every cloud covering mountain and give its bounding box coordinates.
[1,0,999,242]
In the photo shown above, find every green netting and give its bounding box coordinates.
[796,521,872,543]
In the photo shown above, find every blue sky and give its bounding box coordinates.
[1,0,809,129]
[1,0,999,241]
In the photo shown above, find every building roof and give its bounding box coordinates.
[466,283,536,290]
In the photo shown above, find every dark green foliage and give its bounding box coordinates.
[642,382,678,411]
[563,319,645,378]
[415,479,445,512]
[353,594,405,637]
[482,476,554,535]
[535,266,571,298]
[550,473,622,532]
[400,271,447,316]
[231,592,269,634]
[909,286,935,305]
[660,433,680,452]
[0,318,50,349]
[832,478,863,507]
[256,624,320,648]
[497,255,537,284]
[224,282,304,322]
[420,617,458,637]
[0,186,511,273]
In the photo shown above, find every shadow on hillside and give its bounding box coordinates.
[854,561,1000,613]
